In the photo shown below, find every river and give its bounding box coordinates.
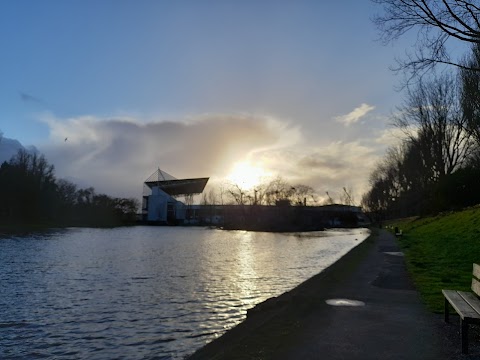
[0,226,369,359]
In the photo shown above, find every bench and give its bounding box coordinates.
[442,263,480,354]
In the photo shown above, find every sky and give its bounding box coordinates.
[0,0,416,204]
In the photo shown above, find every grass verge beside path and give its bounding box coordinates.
[388,206,480,313]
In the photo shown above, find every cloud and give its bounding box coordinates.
[19,91,45,104]
[247,140,382,203]
[34,111,390,204]
[0,136,25,164]
[39,113,300,199]
[374,127,409,147]
[334,103,375,127]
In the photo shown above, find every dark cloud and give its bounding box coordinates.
[298,154,349,171]
[19,91,44,104]
[0,136,25,163]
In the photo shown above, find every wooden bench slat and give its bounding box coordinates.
[458,291,480,321]
[443,264,480,354]
[442,290,480,320]
[473,263,480,280]
[472,277,480,298]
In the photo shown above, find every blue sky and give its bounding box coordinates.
[0,0,415,202]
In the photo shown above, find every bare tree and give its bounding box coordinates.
[291,184,318,206]
[363,151,401,212]
[263,176,295,205]
[218,184,226,205]
[226,183,248,205]
[341,187,356,206]
[372,0,480,80]
[324,191,335,205]
[394,73,473,179]
[224,176,318,206]
[460,42,480,143]
[361,143,417,217]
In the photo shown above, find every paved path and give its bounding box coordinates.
[274,229,451,359]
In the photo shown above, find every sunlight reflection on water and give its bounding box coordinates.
[0,226,369,359]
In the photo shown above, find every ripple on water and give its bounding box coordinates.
[0,226,369,359]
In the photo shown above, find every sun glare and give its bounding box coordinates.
[227,161,269,189]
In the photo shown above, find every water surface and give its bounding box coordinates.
[0,226,369,359]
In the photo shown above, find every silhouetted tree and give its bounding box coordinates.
[373,0,480,80]
[224,176,319,207]
[263,176,295,205]
[0,149,138,227]
[291,184,318,206]
[0,150,56,222]
[226,183,248,205]
[460,42,480,144]
[394,74,473,180]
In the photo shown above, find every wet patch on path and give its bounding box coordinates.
[325,298,365,307]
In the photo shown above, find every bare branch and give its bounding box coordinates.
[373,0,480,80]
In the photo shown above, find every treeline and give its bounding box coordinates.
[0,149,139,227]
[362,43,480,221]
[200,176,357,207]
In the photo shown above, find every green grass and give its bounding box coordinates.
[388,206,480,312]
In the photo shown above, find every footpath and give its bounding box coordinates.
[189,229,475,359]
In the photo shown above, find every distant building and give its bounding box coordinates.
[142,168,209,224]
[141,169,369,229]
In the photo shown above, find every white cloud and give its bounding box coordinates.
[334,103,375,127]
[249,140,382,204]
[34,111,390,204]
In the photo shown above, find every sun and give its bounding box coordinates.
[227,161,269,190]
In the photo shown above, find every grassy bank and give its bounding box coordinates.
[389,206,480,313]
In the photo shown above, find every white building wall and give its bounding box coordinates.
[145,186,188,223]
[147,187,170,222]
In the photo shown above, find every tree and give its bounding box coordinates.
[226,183,248,205]
[361,171,391,219]
[362,140,440,217]
[363,72,479,217]
[0,149,139,226]
[114,197,139,223]
[340,187,356,206]
[373,0,480,79]
[7,149,56,221]
[324,191,335,205]
[362,151,400,215]
[56,179,78,205]
[263,176,295,205]
[206,189,218,205]
[460,42,480,143]
[394,73,473,180]
[223,176,318,206]
[291,184,318,206]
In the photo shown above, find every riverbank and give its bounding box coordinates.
[188,229,470,359]
[387,206,480,312]
[0,221,137,235]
